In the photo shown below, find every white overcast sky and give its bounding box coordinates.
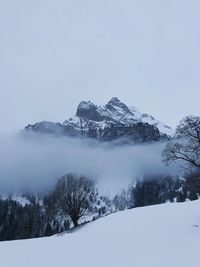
[0,0,200,133]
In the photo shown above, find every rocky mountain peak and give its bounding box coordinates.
[76,101,102,121]
[70,97,173,136]
[107,97,121,105]
[24,97,174,142]
[106,97,133,116]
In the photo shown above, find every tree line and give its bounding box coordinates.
[1,173,200,241]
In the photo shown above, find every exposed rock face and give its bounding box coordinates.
[76,101,103,122]
[100,122,161,142]
[106,97,134,117]
[24,97,173,143]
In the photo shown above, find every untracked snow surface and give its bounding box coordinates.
[1,200,200,267]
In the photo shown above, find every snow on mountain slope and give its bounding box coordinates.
[65,97,174,136]
[25,98,173,142]
[1,200,200,267]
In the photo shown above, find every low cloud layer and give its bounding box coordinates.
[0,134,179,195]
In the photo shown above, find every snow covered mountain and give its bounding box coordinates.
[73,97,173,135]
[1,200,199,267]
[25,97,173,142]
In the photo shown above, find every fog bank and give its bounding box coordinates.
[0,134,179,195]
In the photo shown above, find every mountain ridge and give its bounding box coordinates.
[24,97,173,142]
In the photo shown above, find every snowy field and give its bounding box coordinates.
[1,200,200,267]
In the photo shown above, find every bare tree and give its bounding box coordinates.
[162,116,200,170]
[54,174,94,227]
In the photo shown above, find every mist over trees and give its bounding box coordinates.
[1,115,200,242]
[1,170,200,242]
[162,116,200,202]
[163,116,200,170]
[0,134,175,195]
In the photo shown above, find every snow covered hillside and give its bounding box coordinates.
[1,200,200,267]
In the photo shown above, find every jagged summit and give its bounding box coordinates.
[106,97,134,117]
[24,97,174,142]
[108,96,120,103]
[75,97,139,124]
[76,100,102,121]
[106,97,128,109]
[107,97,127,108]
[74,97,173,135]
